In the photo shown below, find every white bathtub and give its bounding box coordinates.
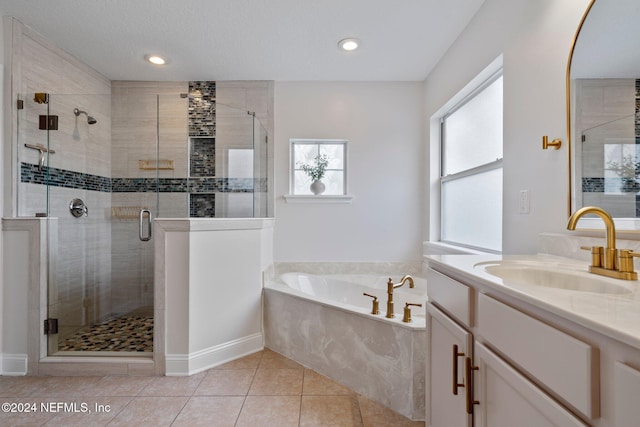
[276,272,428,324]
[264,272,427,421]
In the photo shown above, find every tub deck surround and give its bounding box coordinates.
[264,266,428,421]
[426,253,640,351]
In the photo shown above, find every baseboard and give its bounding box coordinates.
[166,333,263,376]
[1,353,28,376]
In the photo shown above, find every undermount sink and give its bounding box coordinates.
[474,261,635,295]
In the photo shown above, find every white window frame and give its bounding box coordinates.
[428,56,504,254]
[284,138,352,203]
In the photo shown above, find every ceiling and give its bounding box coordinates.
[0,0,484,82]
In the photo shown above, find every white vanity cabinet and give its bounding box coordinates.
[426,303,472,427]
[613,362,640,426]
[426,267,591,427]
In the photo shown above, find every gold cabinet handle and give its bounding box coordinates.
[465,357,479,414]
[452,345,465,395]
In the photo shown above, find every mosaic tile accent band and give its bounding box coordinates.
[21,163,267,193]
[190,137,215,177]
[21,162,111,192]
[582,177,605,193]
[188,81,216,137]
[190,194,216,217]
[636,79,640,142]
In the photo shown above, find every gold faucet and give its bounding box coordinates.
[386,275,414,318]
[567,206,639,280]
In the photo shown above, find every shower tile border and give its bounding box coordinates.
[21,162,267,194]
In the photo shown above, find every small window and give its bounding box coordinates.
[290,139,348,196]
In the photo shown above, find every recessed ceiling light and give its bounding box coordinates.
[145,54,167,65]
[338,38,359,51]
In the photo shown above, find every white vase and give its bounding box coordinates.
[310,180,326,195]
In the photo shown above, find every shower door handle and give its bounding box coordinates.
[139,209,152,242]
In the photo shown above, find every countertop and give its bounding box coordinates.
[425,254,640,351]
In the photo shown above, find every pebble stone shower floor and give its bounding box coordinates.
[58,315,154,352]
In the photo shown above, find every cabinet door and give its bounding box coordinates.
[427,303,472,427]
[473,342,588,427]
[614,361,640,426]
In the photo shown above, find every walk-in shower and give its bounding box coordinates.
[16,83,270,357]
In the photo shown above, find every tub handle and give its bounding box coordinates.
[402,302,422,323]
[363,293,380,315]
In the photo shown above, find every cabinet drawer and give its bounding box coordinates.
[426,268,472,327]
[477,293,598,419]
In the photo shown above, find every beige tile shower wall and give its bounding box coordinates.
[574,79,635,217]
[10,19,114,332]
[111,81,188,179]
[216,81,274,217]
[110,82,187,312]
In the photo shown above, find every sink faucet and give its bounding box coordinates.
[567,206,638,280]
[386,275,414,318]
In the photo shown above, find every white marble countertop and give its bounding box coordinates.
[425,254,640,351]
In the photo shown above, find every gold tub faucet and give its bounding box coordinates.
[386,275,414,318]
[567,206,640,280]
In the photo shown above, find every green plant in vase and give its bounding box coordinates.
[299,154,329,195]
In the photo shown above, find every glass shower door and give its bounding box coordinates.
[40,93,158,355]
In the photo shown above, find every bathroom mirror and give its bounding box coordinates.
[569,0,640,229]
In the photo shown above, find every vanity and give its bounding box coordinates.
[425,253,640,427]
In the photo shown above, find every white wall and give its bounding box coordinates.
[0,16,5,371]
[424,0,592,254]
[274,82,424,262]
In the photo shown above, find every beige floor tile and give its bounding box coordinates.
[85,375,154,396]
[0,376,48,397]
[300,395,363,427]
[43,396,132,427]
[214,351,263,370]
[357,395,425,427]
[0,397,59,426]
[171,396,245,427]
[249,369,303,395]
[303,369,354,396]
[259,351,304,370]
[235,395,301,427]
[139,371,205,396]
[194,369,255,396]
[29,376,104,397]
[107,396,188,426]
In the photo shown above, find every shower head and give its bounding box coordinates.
[73,108,97,125]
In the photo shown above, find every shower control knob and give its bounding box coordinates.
[69,198,88,218]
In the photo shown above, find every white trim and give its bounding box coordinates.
[283,194,353,204]
[289,138,348,196]
[2,353,28,376]
[165,333,263,376]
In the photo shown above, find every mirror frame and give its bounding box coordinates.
[566,0,614,225]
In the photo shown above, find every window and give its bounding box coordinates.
[289,139,348,196]
[439,72,503,252]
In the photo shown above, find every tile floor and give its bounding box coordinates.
[0,349,425,426]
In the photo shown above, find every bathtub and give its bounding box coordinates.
[264,271,427,421]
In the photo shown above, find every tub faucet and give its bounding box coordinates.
[567,206,639,280]
[386,275,414,318]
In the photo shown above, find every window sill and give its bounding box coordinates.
[283,194,353,204]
